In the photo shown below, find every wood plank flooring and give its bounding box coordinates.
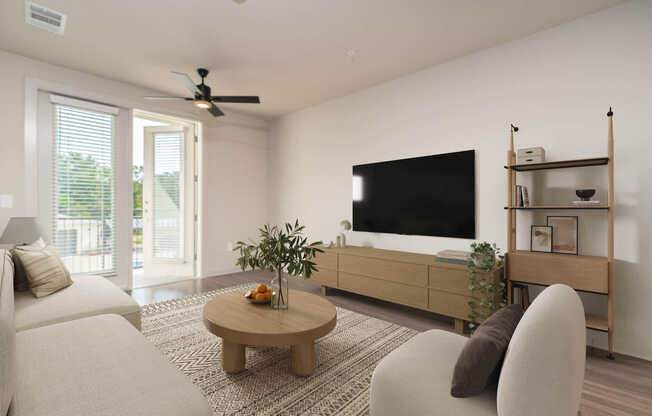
[130,271,652,416]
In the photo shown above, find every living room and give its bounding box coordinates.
[1,1,651,415]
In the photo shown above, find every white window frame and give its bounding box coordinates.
[36,91,132,284]
[49,95,119,276]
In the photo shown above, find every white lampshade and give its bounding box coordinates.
[0,217,43,245]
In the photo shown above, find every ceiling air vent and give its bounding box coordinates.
[25,1,67,35]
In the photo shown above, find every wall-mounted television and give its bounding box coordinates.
[352,150,475,239]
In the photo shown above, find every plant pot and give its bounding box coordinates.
[270,271,289,310]
[473,252,496,269]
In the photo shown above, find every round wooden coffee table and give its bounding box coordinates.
[203,289,337,376]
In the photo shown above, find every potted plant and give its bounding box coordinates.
[467,242,505,329]
[233,220,323,310]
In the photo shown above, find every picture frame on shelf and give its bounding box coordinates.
[530,225,553,253]
[547,216,579,255]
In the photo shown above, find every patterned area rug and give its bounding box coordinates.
[141,284,418,416]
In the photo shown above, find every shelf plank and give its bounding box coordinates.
[505,157,609,171]
[507,251,609,294]
[586,314,609,332]
[504,205,609,210]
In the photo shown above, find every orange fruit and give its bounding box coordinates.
[256,283,267,293]
[254,292,267,301]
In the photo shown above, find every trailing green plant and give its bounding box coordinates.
[233,220,323,307]
[467,242,505,330]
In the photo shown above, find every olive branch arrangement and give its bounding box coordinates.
[233,220,323,308]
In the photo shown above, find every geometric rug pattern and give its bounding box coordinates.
[141,284,417,415]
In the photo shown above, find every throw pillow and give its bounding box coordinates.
[13,244,72,298]
[450,304,524,397]
[10,238,47,292]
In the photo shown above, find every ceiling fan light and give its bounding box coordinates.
[194,99,211,109]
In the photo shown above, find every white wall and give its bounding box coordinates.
[268,1,652,360]
[0,49,268,286]
[200,124,268,276]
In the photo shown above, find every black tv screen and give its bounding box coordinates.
[352,150,475,238]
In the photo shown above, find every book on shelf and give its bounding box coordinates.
[516,185,523,207]
[515,185,530,207]
[436,250,471,265]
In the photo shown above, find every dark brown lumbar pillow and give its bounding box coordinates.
[450,304,524,397]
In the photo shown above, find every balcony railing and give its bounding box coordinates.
[54,215,144,273]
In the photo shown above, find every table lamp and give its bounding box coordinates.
[0,217,43,246]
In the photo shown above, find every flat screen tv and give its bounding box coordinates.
[352,150,475,239]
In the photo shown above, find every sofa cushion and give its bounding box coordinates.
[12,245,72,298]
[451,304,523,397]
[0,250,16,416]
[370,329,497,416]
[14,274,141,332]
[497,284,585,416]
[11,314,212,416]
[11,239,47,293]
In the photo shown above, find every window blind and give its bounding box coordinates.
[52,103,116,275]
[152,131,184,260]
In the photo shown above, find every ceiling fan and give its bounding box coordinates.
[144,68,260,117]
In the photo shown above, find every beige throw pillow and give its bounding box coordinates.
[13,244,73,298]
[10,238,47,292]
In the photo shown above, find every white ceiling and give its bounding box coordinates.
[0,0,623,119]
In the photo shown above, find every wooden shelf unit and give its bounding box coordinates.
[505,109,615,359]
[504,205,610,210]
[504,157,609,171]
[586,314,610,332]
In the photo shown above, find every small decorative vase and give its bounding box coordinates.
[270,271,289,310]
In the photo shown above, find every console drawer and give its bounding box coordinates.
[314,250,338,270]
[310,268,338,287]
[339,255,427,287]
[428,265,470,296]
[339,272,427,309]
[428,289,471,321]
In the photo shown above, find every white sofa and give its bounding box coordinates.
[0,249,212,416]
[14,274,141,332]
[370,284,586,416]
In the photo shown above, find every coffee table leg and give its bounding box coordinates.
[222,338,245,373]
[291,342,315,376]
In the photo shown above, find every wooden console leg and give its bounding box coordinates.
[454,319,464,334]
[222,339,246,373]
[291,342,315,376]
[320,285,327,296]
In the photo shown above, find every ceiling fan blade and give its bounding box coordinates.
[143,96,193,101]
[208,104,224,117]
[171,71,200,95]
[210,96,260,104]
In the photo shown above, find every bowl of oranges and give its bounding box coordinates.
[245,283,272,304]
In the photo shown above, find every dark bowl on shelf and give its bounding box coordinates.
[576,189,596,201]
